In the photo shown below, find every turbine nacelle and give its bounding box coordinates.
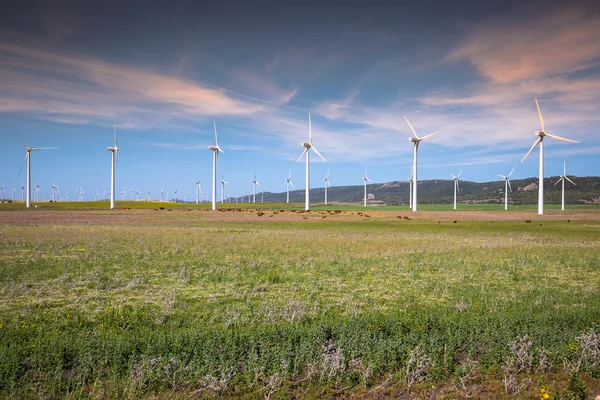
[302,142,312,148]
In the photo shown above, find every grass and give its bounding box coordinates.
[0,209,599,398]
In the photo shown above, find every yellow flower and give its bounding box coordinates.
[543,393,549,399]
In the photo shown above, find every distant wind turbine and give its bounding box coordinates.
[450,170,462,210]
[16,136,57,208]
[148,188,151,201]
[554,161,575,211]
[209,121,223,211]
[252,171,260,203]
[498,166,516,211]
[404,116,440,212]
[78,186,84,202]
[298,113,325,211]
[323,168,331,205]
[107,123,119,209]
[363,166,372,207]
[221,176,228,203]
[21,183,25,203]
[521,98,578,215]
[195,181,201,204]
[11,184,15,202]
[284,169,295,204]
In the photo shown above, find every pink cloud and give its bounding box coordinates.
[447,8,600,83]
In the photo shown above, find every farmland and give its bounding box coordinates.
[1,206,599,398]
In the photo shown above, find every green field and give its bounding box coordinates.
[1,208,599,398]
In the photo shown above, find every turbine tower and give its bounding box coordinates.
[450,170,462,210]
[208,121,223,211]
[404,116,440,212]
[323,168,331,205]
[408,176,413,209]
[107,123,119,209]
[284,169,294,204]
[498,166,515,211]
[298,113,325,211]
[554,161,575,211]
[521,98,578,215]
[16,136,57,208]
[252,171,260,203]
[363,166,372,207]
[221,176,227,203]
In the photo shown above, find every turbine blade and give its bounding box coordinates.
[290,181,295,188]
[297,148,308,161]
[507,179,512,193]
[545,133,579,144]
[213,121,219,147]
[15,134,27,148]
[508,166,516,178]
[404,116,418,138]
[554,177,562,186]
[457,169,463,178]
[311,146,326,161]
[30,147,58,151]
[498,175,506,179]
[535,98,545,132]
[308,113,312,144]
[521,138,541,162]
[450,174,457,179]
[18,153,28,176]
[420,131,440,141]
[456,180,460,193]
[565,176,576,185]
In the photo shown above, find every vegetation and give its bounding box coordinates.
[0,209,599,398]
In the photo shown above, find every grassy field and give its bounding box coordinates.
[0,208,599,398]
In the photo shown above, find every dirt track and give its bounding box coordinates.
[1,207,599,225]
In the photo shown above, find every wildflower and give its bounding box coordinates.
[540,386,550,399]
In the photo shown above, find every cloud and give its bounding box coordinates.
[0,42,270,127]
[446,7,600,83]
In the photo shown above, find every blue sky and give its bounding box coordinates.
[0,0,599,201]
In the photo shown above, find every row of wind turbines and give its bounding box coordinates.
[13,98,578,215]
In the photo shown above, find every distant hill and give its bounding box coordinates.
[248,176,600,205]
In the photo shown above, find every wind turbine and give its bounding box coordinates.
[0,184,3,202]
[521,98,578,215]
[208,121,223,211]
[94,189,99,201]
[107,123,119,209]
[35,184,40,202]
[498,166,515,211]
[173,190,178,203]
[184,191,188,203]
[298,113,326,211]
[136,190,140,201]
[450,170,462,210]
[363,166,372,207]
[221,176,228,203]
[16,136,57,208]
[284,170,295,204]
[404,116,440,212]
[21,183,25,203]
[148,188,151,201]
[160,189,164,202]
[554,161,575,211]
[252,171,260,203]
[195,181,201,204]
[78,186,84,202]
[11,184,15,202]
[323,168,331,205]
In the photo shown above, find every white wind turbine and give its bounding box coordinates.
[404,116,440,212]
[147,188,151,201]
[173,190,178,203]
[21,183,25,203]
[16,136,57,208]
[136,190,140,201]
[252,171,260,203]
[0,184,3,202]
[184,191,188,203]
[107,123,119,209]
[323,168,331,205]
[284,169,294,204]
[35,184,40,202]
[498,166,516,211]
[554,161,575,211]
[11,184,15,202]
[94,189,99,201]
[78,186,84,202]
[521,98,578,215]
[160,189,164,202]
[363,166,372,207]
[298,113,326,211]
[221,176,227,203]
[450,170,462,210]
[195,181,201,204]
[208,121,223,211]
